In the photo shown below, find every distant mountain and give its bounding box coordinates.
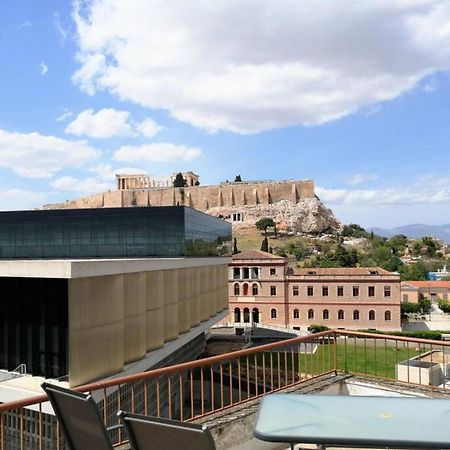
[370,224,450,243]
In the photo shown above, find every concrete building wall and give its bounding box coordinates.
[68,263,228,387]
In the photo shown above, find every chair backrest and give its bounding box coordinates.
[118,410,216,450]
[42,382,113,450]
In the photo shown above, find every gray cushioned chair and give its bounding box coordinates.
[42,382,115,450]
[118,410,216,450]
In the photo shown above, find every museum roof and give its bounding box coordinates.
[231,250,284,260]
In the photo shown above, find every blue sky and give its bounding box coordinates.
[0,0,449,228]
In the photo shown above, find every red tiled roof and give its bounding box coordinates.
[401,281,450,289]
[231,250,284,260]
[293,267,394,276]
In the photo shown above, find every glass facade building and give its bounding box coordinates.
[0,206,231,259]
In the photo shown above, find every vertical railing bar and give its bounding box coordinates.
[344,336,348,372]
[20,408,24,450]
[190,371,194,419]
[211,366,215,412]
[374,338,377,378]
[0,412,4,450]
[442,344,447,390]
[284,350,288,387]
[131,382,135,413]
[118,384,123,442]
[246,356,250,400]
[407,342,410,384]
[305,341,308,377]
[56,416,60,450]
[297,343,301,382]
[311,338,314,377]
[168,376,173,420]
[144,379,148,416]
[418,343,422,386]
[179,373,184,422]
[277,351,281,389]
[333,332,338,373]
[354,336,357,375]
[270,351,274,391]
[156,378,160,418]
[220,364,224,408]
[238,360,242,403]
[291,347,295,384]
[384,338,388,379]
[254,353,259,397]
[321,336,325,374]
[229,361,233,405]
[200,368,204,416]
[263,352,266,394]
[364,337,367,375]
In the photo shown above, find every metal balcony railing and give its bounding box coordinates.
[0,330,449,449]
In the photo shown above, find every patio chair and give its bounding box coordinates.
[41,382,116,450]
[117,410,216,450]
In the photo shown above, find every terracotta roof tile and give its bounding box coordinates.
[231,250,284,260]
[293,267,394,276]
[401,281,450,289]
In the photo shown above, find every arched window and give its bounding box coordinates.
[369,310,375,321]
[243,308,250,323]
[233,283,240,296]
[293,309,300,319]
[252,283,258,296]
[308,309,314,319]
[385,310,391,321]
[353,310,360,320]
[234,307,241,323]
[243,283,249,296]
[252,308,259,323]
[271,308,277,319]
[323,309,329,320]
[338,310,344,320]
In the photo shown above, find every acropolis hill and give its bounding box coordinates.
[44,173,341,234]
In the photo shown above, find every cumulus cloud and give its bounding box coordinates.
[0,189,48,211]
[72,0,450,133]
[39,62,48,75]
[65,108,163,138]
[113,143,201,163]
[65,108,134,138]
[136,118,164,138]
[50,175,112,193]
[317,178,450,207]
[347,174,379,185]
[0,128,100,178]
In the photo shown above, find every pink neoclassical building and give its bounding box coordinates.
[227,250,401,331]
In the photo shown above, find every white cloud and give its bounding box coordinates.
[136,118,164,137]
[113,143,201,163]
[72,0,450,134]
[317,179,450,207]
[347,173,379,185]
[50,175,112,193]
[17,21,31,31]
[39,62,48,75]
[56,109,73,122]
[65,108,134,138]
[65,108,163,139]
[0,128,100,178]
[0,189,48,211]
[53,12,68,42]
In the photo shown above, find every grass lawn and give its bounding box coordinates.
[247,343,422,381]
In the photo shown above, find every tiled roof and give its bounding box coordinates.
[231,250,284,260]
[401,281,450,289]
[293,267,394,276]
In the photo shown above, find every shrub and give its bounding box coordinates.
[308,324,330,333]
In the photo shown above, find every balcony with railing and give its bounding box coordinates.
[1,330,449,450]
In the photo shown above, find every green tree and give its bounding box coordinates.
[173,172,187,187]
[399,261,428,281]
[387,235,408,255]
[234,175,242,182]
[260,236,269,252]
[255,218,276,236]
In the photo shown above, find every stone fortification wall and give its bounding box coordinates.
[44,180,315,211]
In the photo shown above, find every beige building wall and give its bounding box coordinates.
[68,262,228,387]
[227,252,401,332]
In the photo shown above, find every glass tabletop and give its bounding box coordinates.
[253,394,450,448]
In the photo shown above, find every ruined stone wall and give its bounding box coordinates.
[44,180,315,211]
